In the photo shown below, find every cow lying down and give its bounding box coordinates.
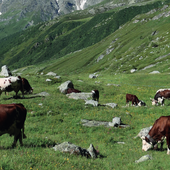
[142,116,170,154]
[0,103,27,147]
[126,94,146,106]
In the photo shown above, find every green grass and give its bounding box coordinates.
[0,72,170,169]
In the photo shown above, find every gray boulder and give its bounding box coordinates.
[53,142,98,158]
[89,73,98,79]
[108,117,121,127]
[67,92,91,100]
[46,72,57,76]
[104,103,117,108]
[85,100,98,107]
[58,81,74,94]
[0,65,12,76]
[134,126,152,139]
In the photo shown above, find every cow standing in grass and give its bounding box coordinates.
[150,89,170,106]
[0,76,24,98]
[126,94,146,106]
[0,103,27,147]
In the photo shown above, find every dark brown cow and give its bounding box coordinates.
[142,116,170,154]
[0,103,27,147]
[67,88,81,94]
[126,94,140,106]
[92,90,99,102]
[21,78,33,94]
[151,89,170,106]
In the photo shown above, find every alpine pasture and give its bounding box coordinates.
[0,71,169,170]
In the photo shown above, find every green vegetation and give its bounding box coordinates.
[0,72,170,169]
[1,0,170,71]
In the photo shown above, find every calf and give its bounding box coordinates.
[91,90,99,102]
[0,103,27,147]
[126,94,140,106]
[150,89,170,106]
[142,116,170,154]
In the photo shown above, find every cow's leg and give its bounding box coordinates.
[166,136,170,155]
[12,129,22,147]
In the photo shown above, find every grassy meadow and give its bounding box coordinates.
[0,72,170,170]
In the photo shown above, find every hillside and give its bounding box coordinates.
[1,0,170,74]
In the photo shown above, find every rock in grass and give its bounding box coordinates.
[134,126,152,139]
[58,81,74,94]
[135,155,152,163]
[53,142,98,158]
[85,100,98,106]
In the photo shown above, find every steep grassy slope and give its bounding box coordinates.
[0,0,168,71]
[40,1,170,75]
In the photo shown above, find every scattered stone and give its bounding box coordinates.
[97,55,104,62]
[107,84,120,87]
[58,81,74,94]
[53,142,99,158]
[54,76,61,79]
[34,92,50,97]
[134,126,152,139]
[85,100,98,107]
[130,69,137,73]
[0,65,12,76]
[104,103,117,108]
[117,142,125,144]
[108,117,121,127]
[89,73,98,79]
[46,79,52,82]
[66,92,91,100]
[149,71,160,74]
[46,72,57,76]
[135,155,152,163]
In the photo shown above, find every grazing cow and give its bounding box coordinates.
[0,103,27,147]
[0,76,24,98]
[142,116,170,154]
[21,78,33,94]
[67,88,81,94]
[150,89,170,106]
[91,90,99,102]
[126,94,140,106]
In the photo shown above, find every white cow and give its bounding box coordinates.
[0,76,24,98]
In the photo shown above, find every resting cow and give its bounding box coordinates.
[0,76,24,98]
[92,90,99,102]
[142,116,170,154]
[21,78,33,94]
[150,89,170,106]
[67,88,81,94]
[0,103,27,147]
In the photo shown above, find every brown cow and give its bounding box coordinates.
[126,94,140,106]
[0,103,27,147]
[21,78,33,94]
[150,89,170,106]
[142,116,170,154]
[67,88,81,94]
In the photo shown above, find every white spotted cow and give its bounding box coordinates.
[0,76,24,98]
[150,89,170,106]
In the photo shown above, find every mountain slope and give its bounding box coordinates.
[0,0,167,71]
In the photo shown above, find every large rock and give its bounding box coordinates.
[58,81,74,94]
[46,72,57,76]
[0,65,12,76]
[67,92,91,100]
[134,126,152,139]
[53,142,99,158]
[108,117,121,127]
[85,100,98,107]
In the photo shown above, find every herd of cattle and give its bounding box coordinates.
[1,75,170,155]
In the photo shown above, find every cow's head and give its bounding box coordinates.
[141,136,152,151]
[138,100,146,106]
[150,98,158,105]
